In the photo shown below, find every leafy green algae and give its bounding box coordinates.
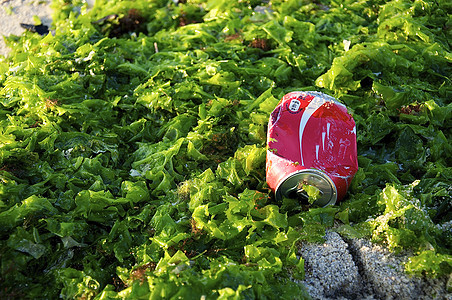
[301,183,321,204]
[0,0,450,298]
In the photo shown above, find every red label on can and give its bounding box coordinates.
[266,91,358,205]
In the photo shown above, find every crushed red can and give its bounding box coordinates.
[266,91,358,206]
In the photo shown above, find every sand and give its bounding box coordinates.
[0,0,53,57]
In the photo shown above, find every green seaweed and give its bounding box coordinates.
[0,0,450,298]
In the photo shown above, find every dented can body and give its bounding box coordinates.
[266,91,358,206]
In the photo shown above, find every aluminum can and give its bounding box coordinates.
[266,91,358,206]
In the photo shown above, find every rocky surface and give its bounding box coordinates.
[297,231,451,300]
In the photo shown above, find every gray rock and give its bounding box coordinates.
[347,238,421,300]
[297,231,366,299]
[296,231,452,300]
[348,238,452,300]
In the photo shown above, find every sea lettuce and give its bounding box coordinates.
[0,0,450,298]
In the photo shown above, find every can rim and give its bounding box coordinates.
[274,169,337,207]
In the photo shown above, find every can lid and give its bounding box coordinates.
[275,169,337,207]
